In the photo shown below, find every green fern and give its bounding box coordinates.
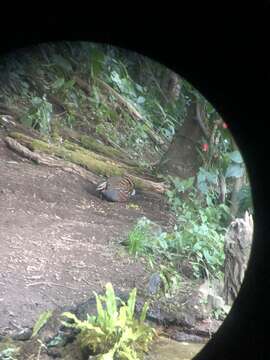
[61,283,156,359]
[31,310,53,338]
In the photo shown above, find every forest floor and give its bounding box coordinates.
[0,135,175,334]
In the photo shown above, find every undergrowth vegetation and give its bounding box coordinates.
[61,283,155,360]
[0,42,186,165]
[126,172,238,287]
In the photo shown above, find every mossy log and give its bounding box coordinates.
[5,132,168,193]
[2,113,138,168]
[4,135,100,184]
[56,126,137,167]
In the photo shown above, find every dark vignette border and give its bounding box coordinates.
[0,9,269,359]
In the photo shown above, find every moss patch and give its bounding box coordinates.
[8,132,138,178]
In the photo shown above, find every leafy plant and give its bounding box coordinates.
[212,305,230,321]
[20,95,53,135]
[225,150,245,179]
[158,264,181,297]
[31,309,53,338]
[0,347,19,360]
[127,206,226,280]
[164,176,230,279]
[125,217,154,256]
[61,283,155,360]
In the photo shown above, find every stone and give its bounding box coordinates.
[11,327,32,341]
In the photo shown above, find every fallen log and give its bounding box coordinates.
[5,133,168,193]
[4,136,100,184]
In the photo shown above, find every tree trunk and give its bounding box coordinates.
[229,140,245,218]
[223,211,253,305]
[165,71,182,103]
[160,69,182,104]
[158,97,203,179]
[229,176,244,218]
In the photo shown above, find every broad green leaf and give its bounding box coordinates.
[205,171,218,185]
[47,334,64,347]
[118,347,139,360]
[228,150,243,164]
[198,168,218,185]
[31,97,43,106]
[225,163,244,178]
[99,350,115,360]
[136,96,145,104]
[0,347,19,359]
[139,302,149,323]
[94,292,105,327]
[118,306,127,328]
[51,77,65,89]
[135,83,143,92]
[32,310,52,338]
[197,179,208,194]
[127,288,137,320]
[20,114,34,128]
[203,249,212,263]
[61,311,79,323]
[105,283,118,320]
[90,47,105,78]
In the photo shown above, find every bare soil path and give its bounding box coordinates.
[0,136,171,334]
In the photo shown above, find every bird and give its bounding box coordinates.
[96,175,136,202]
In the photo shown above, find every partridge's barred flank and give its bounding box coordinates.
[96,175,135,202]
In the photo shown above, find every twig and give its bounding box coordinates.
[36,339,47,360]
[26,281,83,292]
[96,77,143,120]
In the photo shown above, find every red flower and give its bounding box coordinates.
[222,122,228,129]
[202,143,209,152]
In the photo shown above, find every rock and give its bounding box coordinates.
[188,318,222,337]
[175,312,196,329]
[198,279,224,299]
[207,294,225,311]
[20,305,78,360]
[198,279,227,314]
[46,347,62,358]
[11,327,32,341]
[176,259,194,279]
[167,329,207,343]
[73,296,98,321]
[147,273,162,296]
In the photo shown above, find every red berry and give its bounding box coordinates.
[202,143,209,152]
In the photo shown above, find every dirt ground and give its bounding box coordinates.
[0,136,173,335]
